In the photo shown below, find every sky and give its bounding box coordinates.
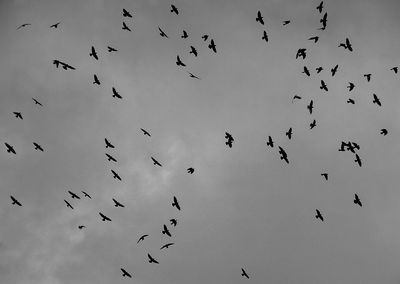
[1,0,400,283]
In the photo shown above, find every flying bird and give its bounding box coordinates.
[302,66,310,76]
[189,46,198,57]
[158,26,168,38]
[176,55,186,67]
[162,224,172,237]
[99,212,111,222]
[5,143,16,154]
[292,95,302,102]
[107,46,118,52]
[93,74,100,85]
[112,198,125,208]
[380,129,388,136]
[68,190,80,199]
[347,98,355,104]
[151,157,162,167]
[81,191,91,198]
[105,138,115,148]
[354,154,362,167]
[319,12,327,30]
[137,234,149,244]
[267,136,274,148]
[170,218,177,226]
[64,199,73,209]
[256,11,264,25]
[364,73,371,82]
[148,253,159,264]
[296,48,306,59]
[261,30,268,42]
[390,66,398,74]
[331,64,338,76]
[278,146,289,164]
[89,46,98,60]
[170,4,179,15]
[122,8,133,18]
[315,209,324,221]
[347,82,355,91]
[321,173,328,180]
[188,72,200,79]
[10,196,22,206]
[316,1,324,13]
[208,39,217,53]
[181,30,188,38]
[282,20,290,26]
[13,112,23,119]
[187,167,194,174]
[310,119,316,129]
[122,22,131,32]
[32,98,43,106]
[202,34,209,41]
[320,79,328,91]
[316,66,323,73]
[33,142,44,152]
[354,193,362,207]
[111,170,121,181]
[17,23,31,30]
[112,87,122,99]
[308,36,319,43]
[285,127,293,140]
[307,100,313,114]
[140,128,151,137]
[160,243,174,250]
[172,196,181,210]
[50,22,61,28]
[372,93,381,106]
[121,268,132,278]
[78,225,86,229]
[241,268,250,279]
[225,132,234,148]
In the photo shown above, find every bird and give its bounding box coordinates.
[307,100,313,114]
[256,11,264,25]
[354,193,362,207]
[32,98,43,106]
[64,200,73,209]
[331,64,338,76]
[315,209,324,221]
[380,129,388,136]
[99,212,111,221]
[158,26,168,38]
[308,36,319,43]
[390,67,398,74]
[310,119,316,129]
[302,66,310,76]
[278,146,289,164]
[187,167,194,174]
[266,136,274,148]
[283,20,290,26]
[50,22,61,28]
[208,39,217,53]
[33,142,44,152]
[225,132,234,148]
[13,112,23,119]
[5,143,16,154]
[316,66,323,73]
[78,225,86,229]
[151,157,162,167]
[111,170,122,181]
[347,82,355,91]
[241,268,250,279]
[105,138,115,149]
[162,224,171,237]
[170,4,179,15]
[17,23,31,30]
[122,8,133,18]
[170,218,177,226]
[189,46,198,57]
[172,196,181,211]
[261,30,268,42]
[107,46,118,52]
[112,198,125,208]
[285,127,292,140]
[202,34,208,41]
[347,98,355,104]
[10,195,22,206]
[112,87,122,99]
[316,1,324,13]
[364,73,371,82]
[81,191,91,198]
[148,253,159,264]
[140,128,151,137]
[319,12,327,30]
[292,95,302,102]
[321,173,328,180]
[354,154,362,167]
[93,74,100,85]
[122,22,132,32]
[188,72,200,79]
[160,243,174,250]
[320,80,328,91]
[137,234,149,244]
[89,46,98,60]
[68,190,80,199]
[181,30,188,39]
[121,268,132,278]
[176,55,186,67]
[372,93,381,106]
[296,48,307,59]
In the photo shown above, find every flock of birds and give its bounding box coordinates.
[5,1,396,281]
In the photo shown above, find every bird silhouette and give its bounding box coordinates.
[390,66,398,74]
[354,193,362,207]
[316,66,323,73]
[296,48,307,59]
[137,234,149,244]
[202,34,209,41]
[310,119,316,129]
[189,46,198,57]
[266,136,274,148]
[50,22,61,28]
[122,22,131,31]
[308,36,319,43]
[112,87,122,99]
[347,98,355,104]
[82,191,91,198]
[331,64,338,76]
[122,8,133,18]
[316,1,324,13]
[292,95,302,102]
[78,225,86,229]
[225,132,234,148]
[17,23,31,30]
[208,39,217,53]
[302,66,310,76]
[188,72,200,79]
[320,80,328,91]
[372,93,381,106]
[170,4,179,15]
[347,82,355,91]
[321,173,328,180]
[256,11,264,25]
[285,127,293,140]
[107,46,118,52]
[13,112,23,119]
[241,268,250,279]
[315,209,324,221]
[176,55,186,67]
[307,100,313,114]
[181,30,188,39]
[187,167,194,174]
[93,74,100,85]
[282,20,290,26]
[261,30,268,42]
[364,73,371,82]
[160,243,174,250]
[158,26,168,38]
[170,218,177,226]
[32,98,43,106]
[380,129,388,136]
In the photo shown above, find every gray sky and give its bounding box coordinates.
[1,0,400,283]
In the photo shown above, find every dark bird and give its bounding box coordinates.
[141,128,151,137]
[331,64,338,76]
[162,224,172,237]
[10,196,22,206]
[172,196,181,211]
[261,30,268,42]
[302,66,310,76]
[17,23,31,30]
[380,129,388,136]
[208,39,217,53]
[33,142,44,152]
[122,22,131,32]
[364,73,371,82]
[122,8,133,18]
[278,146,289,164]
[390,66,398,74]
[310,119,316,129]
[78,225,86,229]
[202,34,209,41]
[338,141,348,152]
[81,191,91,199]
[158,26,168,38]
[112,198,124,208]
[57,61,75,70]
[321,173,328,180]
[283,20,290,26]
[93,74,100,85]
[170,218,177,226]
[187,167,194,174]
[99,212,111,221]
[151,157,162,167]
[137,234,149,244]
[267,136,274,148]
[50,22,61,28]
[354,193,362,207]
[13,112,23,119]
[296,48,306,59]
[188,72,200,79]
[316,66,323,73]
[354,154,362,167]
[189,46,198,57]
[292,95,302,102]
[107,46,118,52]
[160,243,174,250]
[285,127,293,140]
[315,209,324,221]
[68,190,80,199]
[89,46,98,60]
[5,143,16,154]
[307,100,313,114]
[316,1,324,13]
[225,132,234,148]
[308,36,319,43]
[372,93,381,106]
[339,38,353,51]
[181,30,188,39]
[148,253,159,264]
[320,79,328,91]
[351,142,360,151]
[64,199,73,209]
[111,170,121,181]
[32,98,43,106]
[176,55,186,67]
[319,12,327,30]
[347,82,355,91]
[347,98,355,104]
[256,11,264,25]
[241,268,250,279]
[112,87,122,99]
[170,4,179,15]
[105,138,115,148]
[121,268,132,278]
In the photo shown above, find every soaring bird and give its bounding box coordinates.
[256,11,264,25]
[141,128,151,137]
[202,34,209,41]
[347,82,355,91]
[181,30,188,39]
[380,129,388,136]
[137,234,149,244]
[121,268,132,278]
[10,195,22,206]
[315,209,324,221]
[122,8,133,18]
[189,46,198,57]
[316,66,323,73]
[187,167,194,174]
[285,127,293,140]
[310,119,316,129]
[170,4,179,15]
[176,55,186,67]
[302,66,310,76]
[112,87,122,99]
[122,22,131,31]
[390,66,398,74]
[241,268,250,279]
[208,39,217,53]
[321,173,328,180]
[188,72,200,79]
[90,46,98,60]
[158,26,168,38]
[354,193,362,207]
[160,243,174,250]
[93,74,100,85]
[17,23,31,30]
[282,20,290,26]
[82,191,91,198]
[107,46,118,52]
[32,98,43,106]
[50,22,61,28]
[172,196,181,211]
[292,95,302,102]
[320,79,328,91]
[347,98,355,104]
[331,64,338,76]
[372,93,381,106]
[148,253,159,264]
[261,30,268,42]
[308,36,319,43]
[316,1,324,13]
[170,218,177,226]
[33,142,44,152]
[296,48,307,59]
[307,100,313,114]
[364,73,371,82]
[13,112,23,119]
[266,136,274,148]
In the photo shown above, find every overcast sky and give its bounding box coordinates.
[1,0,400,283]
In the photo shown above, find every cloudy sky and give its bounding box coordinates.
[1,0,400,283]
